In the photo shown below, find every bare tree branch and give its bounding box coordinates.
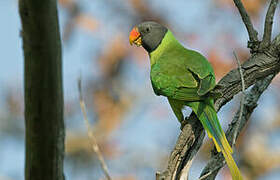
[262,0,279,46]
[232,52,245,146]
[198,166,222,180]
[213,44,280,112]
[232,0,258,43]
[78,78,112,180]
[156,114,205,180]
[200,74,275,180]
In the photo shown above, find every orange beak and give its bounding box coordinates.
[129,27,142,46]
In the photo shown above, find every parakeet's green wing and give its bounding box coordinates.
[150,59,204,101]
[182,49,216,96]
[150,32,216,100]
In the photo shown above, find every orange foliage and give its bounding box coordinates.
[99,35,129,78]
[59,0,75,9]
[75,14,99,33]
[99,174,136,180]
[207,49,234,80]
[214,0,266,17]
[5,89,22,116]
[92,89,129,140]
[242,134,280,178]
[65,132,120,158]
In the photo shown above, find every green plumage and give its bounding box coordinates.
[149,30,242,180]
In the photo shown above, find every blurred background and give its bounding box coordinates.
[1,0,280,179]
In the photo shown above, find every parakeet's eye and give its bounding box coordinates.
[146,27,150,32]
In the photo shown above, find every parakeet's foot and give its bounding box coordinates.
[209,91,222,100]
[180,119,188,130]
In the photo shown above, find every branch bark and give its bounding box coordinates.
[232,0,258,43]
[262,0,279,46]
[156,1,280,179]
[19,0,65,179]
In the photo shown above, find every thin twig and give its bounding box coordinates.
[198,165,224,180]
[232,0,258,42]
[78,77,112,180]
[262,0,279,45]
[232,52,245,146]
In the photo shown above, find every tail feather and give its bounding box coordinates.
[187,100,242,180]
[221,148,243,180]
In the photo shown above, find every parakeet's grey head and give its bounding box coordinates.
[129,21,168,53]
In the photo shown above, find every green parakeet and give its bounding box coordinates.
[129,21,242,180]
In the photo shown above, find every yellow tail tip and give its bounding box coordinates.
[222,150,243,180]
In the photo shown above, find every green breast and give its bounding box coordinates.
[150,60,198,96]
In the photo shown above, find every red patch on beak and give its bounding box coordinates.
[129,27,141,46]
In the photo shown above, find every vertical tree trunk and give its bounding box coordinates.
[19,0,65,179]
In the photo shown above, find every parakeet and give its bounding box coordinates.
[129,21,242,180]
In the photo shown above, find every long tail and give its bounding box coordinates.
[187,100,242,180]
